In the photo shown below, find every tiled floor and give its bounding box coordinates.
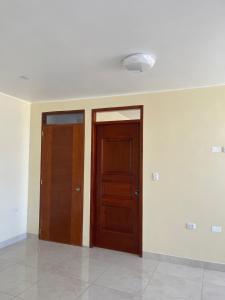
[0,239,224,299]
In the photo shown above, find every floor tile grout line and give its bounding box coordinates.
[90,282,135,298]
[0,291,15,298]
[0,263,18,274]
[3,239,224,299]
[91,262,158,299]
[11,280,38,299]
[72,284,91,300]
[91,258,160,293]
[201,268,205,300]
[135,260,160,297]
[88,263,113,285]
[72,267,119,300]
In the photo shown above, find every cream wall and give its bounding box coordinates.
[0,93,30,243]
[28,86,225,263]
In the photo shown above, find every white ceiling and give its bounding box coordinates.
[0,0,225,102]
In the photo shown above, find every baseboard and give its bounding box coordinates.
[0,233,27,250]
[26,233,38,240]
[1,234,225,272]
[144,251,225,272]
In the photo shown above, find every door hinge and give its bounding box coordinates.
[40,178,42,185]
[39,227,42,235]
[42,130,44,137]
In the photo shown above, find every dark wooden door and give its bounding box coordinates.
[93,122,141,254]
[39,124,84,245]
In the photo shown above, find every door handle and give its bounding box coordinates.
[134,190,140,197]
[75,186,81,192]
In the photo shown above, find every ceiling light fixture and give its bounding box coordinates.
[122,53,156,73]
[19,75,29,80]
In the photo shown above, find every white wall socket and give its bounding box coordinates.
[212,225,222,233]
[186,223,197,230]
[211,146,222,153]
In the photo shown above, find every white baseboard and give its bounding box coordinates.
[144,251,225,272]
[26,233,38,239]
[1,234,225,272]
[0,233,27,250]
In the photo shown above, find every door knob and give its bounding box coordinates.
[134,190,140,197]
[75,186,81,192]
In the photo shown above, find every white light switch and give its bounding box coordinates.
[212,225,222,233]
[211,146,222,153]
[152,172,160,181]
[186,223,197,230]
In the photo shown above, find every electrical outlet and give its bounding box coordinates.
[186,223,197,230]
[212,225,222,233]
[211,146,222,153]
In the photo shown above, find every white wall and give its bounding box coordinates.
[0,93,30,243]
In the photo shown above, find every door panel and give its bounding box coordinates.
[50,126,73,243]
[94,122,141,254]
[40,124,84,246]
[101,138,132,173]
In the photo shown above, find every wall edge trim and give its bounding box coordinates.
[2,234,225,272]
[0,233,27,250]
[144,251,225,272]
[26,233,39,240]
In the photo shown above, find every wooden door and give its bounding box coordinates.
[39,123,84,246]
[93,122,141,254]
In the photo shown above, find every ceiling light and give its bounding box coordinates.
[122,53,156,73]
[19,75,29,80]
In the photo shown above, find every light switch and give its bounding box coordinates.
[152,172,160,181]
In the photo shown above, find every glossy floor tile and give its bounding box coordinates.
[78,285,132,300]
[203,269,225,287]
[95,264,150,295]
[0,238,224,299]
[135,272,202,300]
[0,292,14,300]
[55,256,111,283]
[156,262,203,281]
[18,272,89,300]
[202,282,225,300]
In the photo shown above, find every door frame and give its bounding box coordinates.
[90,105,144,256]
[39,109,85,245]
